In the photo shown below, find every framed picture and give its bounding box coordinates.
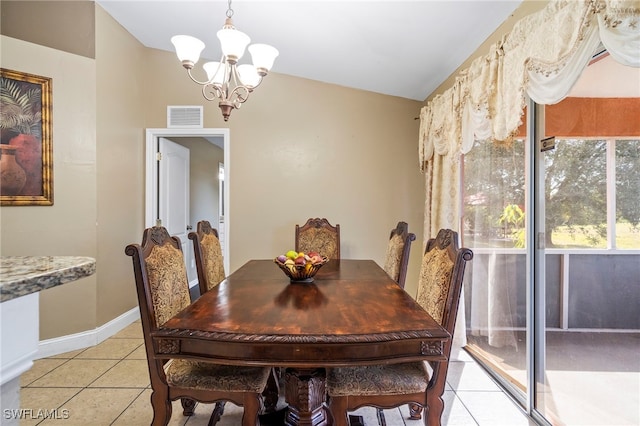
[0,68,53,206]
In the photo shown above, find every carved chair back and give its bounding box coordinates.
[127,226,190,347]
[326,229,472,426]
[383,221,416,289]
[413,228,473,422]
[125,226,270,426]
[295,218,340,260]
[189,220,226,296]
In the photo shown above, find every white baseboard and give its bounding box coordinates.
[36,307,140,360]
[1,351,35,385]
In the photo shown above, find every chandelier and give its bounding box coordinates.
[171,0,278,121]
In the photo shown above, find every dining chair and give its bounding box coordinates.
[295,217,340,260]
[125,226,271,426]
[188,220,226,296]
[326,228,473,426]
[383,221,416,289]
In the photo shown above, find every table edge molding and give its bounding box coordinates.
[154,328,441,345]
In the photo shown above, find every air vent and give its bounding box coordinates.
[167,106,203,128]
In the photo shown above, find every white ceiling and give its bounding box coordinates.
[96,0,523,101]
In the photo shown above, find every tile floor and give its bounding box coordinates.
[19,321,535,425]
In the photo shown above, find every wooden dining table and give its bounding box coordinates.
[151,259,450,425]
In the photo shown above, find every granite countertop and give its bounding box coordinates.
[0,256,96,303]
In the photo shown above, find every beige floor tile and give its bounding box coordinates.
[89,359,150,388]
[400,390,477,425]
[18,387,81,426]
[18,414,43,426]
[114,392,191,426]
[399,404,425,425]
[457,390,534,426]
[125,343,148,360]
[75,338,143,360]
[376,407,405,425]
[112,321,144,339]
[28,359,118,388]
[169,398,190,426]
[111,388,153,426]
[447,361,501,392]
[38,388,142,426]
[20,359,67,387]
[45,348,86,359]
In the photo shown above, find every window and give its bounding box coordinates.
[615,140,640,249]
[462,139,526,249]
[464,138,640,250]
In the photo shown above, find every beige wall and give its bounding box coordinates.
[0,1,96,59]
[1,0,547,342]
[142,42,426,297]
[1,2,425,341]
[94,5,147,327]
[0,35,98,338]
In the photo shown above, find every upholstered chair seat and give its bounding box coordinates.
[326,229,472,426]
[165,360,270,393]
[327,363,428,396]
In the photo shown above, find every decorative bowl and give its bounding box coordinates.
[274,255,329,283]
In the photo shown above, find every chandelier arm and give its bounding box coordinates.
[186,68,216,86]
[228,85,251,108]
[249,76,265,90]
[241,76,263,92]
[202,83,224,102]
[223,64,250,107]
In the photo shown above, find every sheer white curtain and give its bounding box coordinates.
[419,0,640,351]
[463,138,526,348]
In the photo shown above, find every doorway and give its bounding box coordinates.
[145,128,230,276]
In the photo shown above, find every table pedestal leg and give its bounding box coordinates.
[284,368,327,426]
[262,368,281,413]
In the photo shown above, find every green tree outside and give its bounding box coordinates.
[463,138,639,249]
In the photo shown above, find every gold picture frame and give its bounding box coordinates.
[0,68,53,206]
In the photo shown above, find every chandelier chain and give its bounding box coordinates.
[226,0,234,19]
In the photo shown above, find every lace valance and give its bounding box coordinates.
[419,0,640,171]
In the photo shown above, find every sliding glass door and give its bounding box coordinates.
[462,135,529,399]
[535,56,640,423]
[462,53,640,425]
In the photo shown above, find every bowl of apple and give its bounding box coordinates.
[274,250,329,283]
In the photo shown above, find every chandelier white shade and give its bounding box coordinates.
[248,44,280,72]
[171,35,205,66]
[171,1,278,121]
[216,28,250,62]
